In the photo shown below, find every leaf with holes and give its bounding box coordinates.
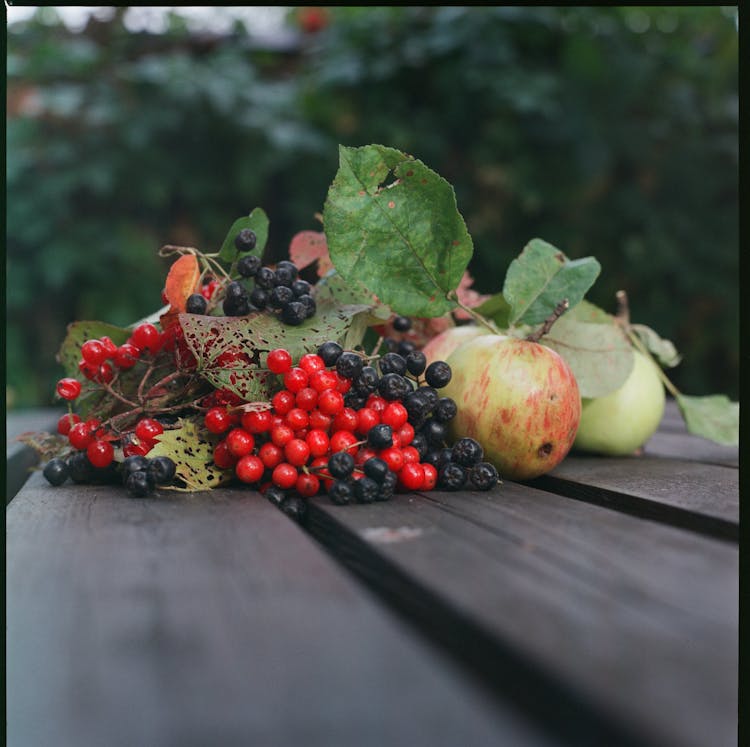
[218,207,269,264]
[148,418,233,491]
[503,239,601,326]
[323,144,473,318]
[178,297,374,401]
[540,314,634,398]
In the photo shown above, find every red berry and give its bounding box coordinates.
[295,472,321,498]
[309,456,333,490]
[81,339,107,366]
[332,407,358,432]
[87,440,114,469]
[96,362,115,384]
[57,412,81,435]
[205,407,232,434]
[114,343,141,369]
[335,372,352,393]
[213,440,237,469]
[241,409,273,434]
[99,336,118,358]
[131,323,161,353]
[123,442,151,458]
[317,388,344,416]
[309,369,339,393]
[355,447,378,466]
[381,402,408,429]
[285,408,309,431]
[68,421,95,450]
[379,446,404,473]
[284,438,311,467]
[56,378,82,401]
[330,430,358,456]
[267,348,293,374]
[295,387,318,411]
[366,395,387,414]
[259,442,284,469]
[401,446,421,465]
[356,407,380,435]
[399,463,425,491]
[78,360,98,380]
[306,429,330,458]
[135,418,164,442]
[225,428,255,458]
[283,367,309,393]
[235,455,265,484]
[298,353,325,375]
[271,423,295,448]
[396,422,415,447]
[272,390,296,415]
[308,409,333,431]
[272,462,298,489]
[422,463,438,490]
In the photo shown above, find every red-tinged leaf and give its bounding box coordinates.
[454,271,491,320]
[163,254,200,312]
[289,231,333,277]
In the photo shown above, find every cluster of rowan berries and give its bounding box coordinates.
[204,341,499,506]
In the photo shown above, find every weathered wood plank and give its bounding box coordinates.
[307,483,738,747]
[532,456,738,539]
[642,429,738,467]
[6,472,555,747]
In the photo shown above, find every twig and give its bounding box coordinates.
[526,299,569,343]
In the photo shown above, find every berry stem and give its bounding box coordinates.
[453,298,502,335]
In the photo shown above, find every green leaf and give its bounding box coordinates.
[323,144,473,318]
[217,207,269,264]
[541,315,634,398]
[676,394,739,446]
[473,292,511,329]
[631,324,682,368]
[178,296,373,401]
[503,239,601,326]
[565,299,614,324]
[314,271,392,322]
[147,418,234,492]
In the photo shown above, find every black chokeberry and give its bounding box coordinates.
[269,285,295,310]
[363,457,389,483]
[121,455,149,484]
[297,294,316,319]
[225,281,247,299]
[378,372,411,401]
[392,315,412,332]
[355,477,379,504]
[254,267,275,290]
[249,287,268,309]
[376,471,398,501]
[147,456,176,485]
[291,279,312,297]
[367,424,393,449]
[354,366,379,395]
[405,350,427,376]
[223,295,251,317]
[281,301,306,326]
[397,340,416,357]
[343,392,367,410]
[451,437,484,467]
[328,451,355,479]
[186,293,208,315]
[379,352,407,377]
[43,458,69,486]
[469,462,500,491]
[411,432,429,458]
[425,360,452,389]
[433,397,458,423]
[237,254,261,278]
[336,351,364,380]
[67,452,94,484]
[329,479,355,505]
[418,386,439,410]
[234,228,257,253]
[404,390,432,420]
[126,470,153,498]
[274,260,299,286]
[438,462,467,491]
[422,418,447,446]
[317,341,343,366]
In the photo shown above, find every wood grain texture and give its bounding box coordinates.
[533,456,738,540]
[7,472,554,747]
[307,481,738,747]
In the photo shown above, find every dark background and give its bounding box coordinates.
[6,6,739,408]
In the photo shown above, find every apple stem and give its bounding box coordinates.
[526,299,569,343]
[455,299,503,335]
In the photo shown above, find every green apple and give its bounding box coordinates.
[421,324,491,367]
[573,350,665,456]
[443,335,581,481]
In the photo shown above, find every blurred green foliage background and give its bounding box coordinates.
[6,6,739,407]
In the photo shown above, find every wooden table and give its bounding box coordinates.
[6,401,739,747]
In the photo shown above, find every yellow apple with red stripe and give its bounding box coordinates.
[443,334,581,481]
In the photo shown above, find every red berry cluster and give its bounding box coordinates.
[205,343,458,504]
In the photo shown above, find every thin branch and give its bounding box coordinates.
[526,299,569,343]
